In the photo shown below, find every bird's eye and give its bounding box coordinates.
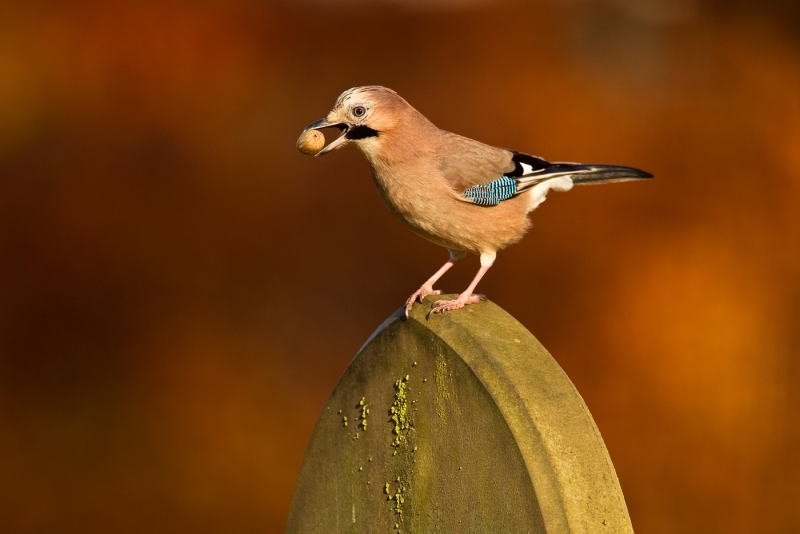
[352,106,366,117]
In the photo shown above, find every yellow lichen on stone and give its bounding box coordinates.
[359,397,369,430]
[392,479,406,517]
[384,477,406,519]
[389,376,410,447]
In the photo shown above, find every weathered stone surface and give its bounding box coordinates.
[286,297,632,534]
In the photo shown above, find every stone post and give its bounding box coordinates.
[286,298,633,533]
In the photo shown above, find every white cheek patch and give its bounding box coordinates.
[526,176,573,213]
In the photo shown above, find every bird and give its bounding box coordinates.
[301,86,652,316]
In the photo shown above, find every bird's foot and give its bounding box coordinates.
[428,294,484,316]
[405,285,442,317]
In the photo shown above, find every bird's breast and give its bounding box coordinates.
[368,164,530,255]
[370,165,438,229]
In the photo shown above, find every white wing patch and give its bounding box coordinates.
[525,176,574,213]
[520,162,536,175]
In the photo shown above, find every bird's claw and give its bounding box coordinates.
[405,286,442,317]
[427,294,483,317]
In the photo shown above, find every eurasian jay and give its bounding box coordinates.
[302,86,652,316]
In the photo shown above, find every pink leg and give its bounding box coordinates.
[430,251,496,315]
[405,250,465,317]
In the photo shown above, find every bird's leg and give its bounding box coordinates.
[405,250,465,317]
[430,251,495,315]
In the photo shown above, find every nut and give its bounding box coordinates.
[296,129,325,155]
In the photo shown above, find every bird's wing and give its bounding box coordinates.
[436,134,515,190]
[437,133,651,206]
[436,133,553,206]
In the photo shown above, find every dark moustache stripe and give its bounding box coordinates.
[346,126,379,140]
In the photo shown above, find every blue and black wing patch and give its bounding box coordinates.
[463,176,518,206]
[462,152,551,206]
[461,151,651,206]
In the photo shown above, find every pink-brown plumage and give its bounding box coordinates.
[302,86,651,315]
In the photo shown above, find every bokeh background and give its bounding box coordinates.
[1,0,799,532]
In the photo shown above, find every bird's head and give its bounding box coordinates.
[302,86,408,157]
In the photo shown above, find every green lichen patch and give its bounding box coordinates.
[384,477,406,522]
[358,397,369,430]
[389,376,410,448]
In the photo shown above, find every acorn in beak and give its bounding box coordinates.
[301,118,350,156]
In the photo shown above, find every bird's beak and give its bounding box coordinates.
[303,118,350,156]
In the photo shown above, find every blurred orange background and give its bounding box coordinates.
[1,0,798,532]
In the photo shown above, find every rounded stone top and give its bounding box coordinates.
[286,298,632,534]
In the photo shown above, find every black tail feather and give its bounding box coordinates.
[514,163,652,191]
[564,164,653,185]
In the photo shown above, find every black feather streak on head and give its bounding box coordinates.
[346,125,379,140]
